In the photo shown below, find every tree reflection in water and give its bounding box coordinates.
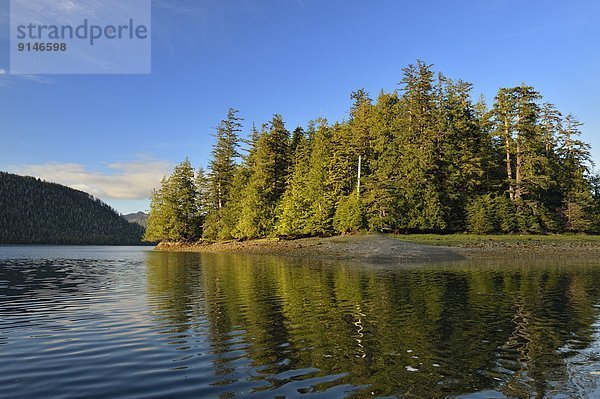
[145,252,600,398]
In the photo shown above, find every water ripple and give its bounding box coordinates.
[1,248,600,398]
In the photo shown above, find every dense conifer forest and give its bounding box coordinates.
[0,172,146,245]
[145,61,600,242]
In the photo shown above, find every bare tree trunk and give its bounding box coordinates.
[217,184,222,209]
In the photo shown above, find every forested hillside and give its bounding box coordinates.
[124,212,148,228]
[0,172,146,245]
[145,61,600,242]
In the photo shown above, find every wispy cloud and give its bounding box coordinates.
[0,5,8,38]
[502,20,584,39]
[0,72,54,87]
[11,0,142,25]
[7,0,151,74]
[151,0,266,50]
[7,157,173,200]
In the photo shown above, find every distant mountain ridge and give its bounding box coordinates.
[0,172,146,245]
[123,211,148,228]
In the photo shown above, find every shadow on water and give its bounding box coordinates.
[144,252,600,398]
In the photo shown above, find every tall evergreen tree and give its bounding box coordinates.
[145,159,200,242]
[434,77,490,229]
[209,108,243,210]
[206,165,251,241]
[397,61,446,230]
[362,91,404,231]
[195,167,211,216]
[557,114,594,231]
[235,115,290,238]
[144,176,172,242]
[512,84,543,201]
[276,125,313,236]
[277,119,336,236]
[170,159,200,240]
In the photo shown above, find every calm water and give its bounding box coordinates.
[1,246,600,398]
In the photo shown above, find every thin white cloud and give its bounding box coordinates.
[502,20,584,39]
[8,158,173,200]
[11,0,141,26]
[151,0,267,50]
[0,73,54,87]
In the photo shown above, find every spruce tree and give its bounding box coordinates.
[144,176,172,242]
[398,61,446,230]
[557,114,594,231]
[236,115,290,238]
[213,165,251,240]
[145,159,200,242]
[512,84,543,201]
[363,91,404,231]
[277,119,337,237]
[195,167,211,216]
[302,120,336,235]
[194,166,211,234]
[209,108,243,210]
[492,88,518,202]
[170,159,200,240]
[276,125,312,236]
[435,77,490,230]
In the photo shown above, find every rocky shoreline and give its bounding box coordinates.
[154,233,600,264]
[155,234,466,264]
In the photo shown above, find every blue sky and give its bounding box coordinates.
[1,0,599,214]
